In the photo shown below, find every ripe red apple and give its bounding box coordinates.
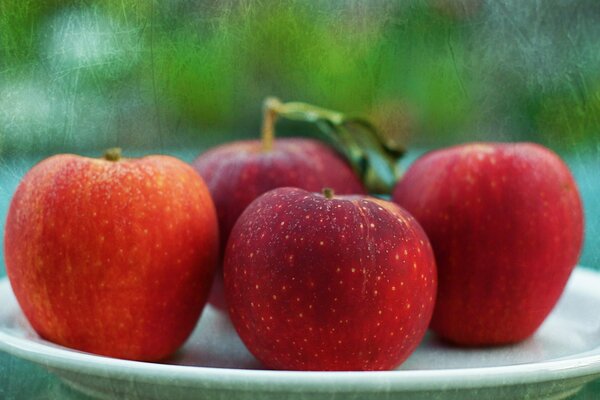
[392,142,584,346]
[193,138,366,246]
[193,102,366,309]
[4,148,219,361]
[223,187,437,371]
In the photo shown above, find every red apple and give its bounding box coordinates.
[392,142,584,346]
[223,187,437,371]
[193,138,366,245]
[194,138,365,309]
[4,148,219,361]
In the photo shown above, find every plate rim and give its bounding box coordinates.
[1,267,600,393]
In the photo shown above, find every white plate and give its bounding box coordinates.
[1,268,600,400]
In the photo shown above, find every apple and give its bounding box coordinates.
[4,148,219,361]
[193,100,366,309]
[392,142,584,346]
[223,187,437,371]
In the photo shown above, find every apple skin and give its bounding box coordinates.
[193,138,366,309]
[392,142,584,346]
[4,153,219,361]
[223,187,437,371]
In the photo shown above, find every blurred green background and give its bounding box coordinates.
[2,0,600,154]
[0,1,600,398]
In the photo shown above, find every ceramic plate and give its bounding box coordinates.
[2,268,600,400]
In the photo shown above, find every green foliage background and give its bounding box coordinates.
[1,0,600,156]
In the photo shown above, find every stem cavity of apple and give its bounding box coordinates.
[261,97,283,152]
[103,148,122,162]
[322,187,335,199]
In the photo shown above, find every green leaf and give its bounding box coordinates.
[264,98,405,194]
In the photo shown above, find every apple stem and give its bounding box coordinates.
[103,147,122,162]
[258,98,405,194]
[322,187,335,199]
[261,97,283,152]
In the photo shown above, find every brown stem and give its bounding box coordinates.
[262,99,405,194]
[322,187,335,199]
[261,97,282,152]
[103,147,122,161]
